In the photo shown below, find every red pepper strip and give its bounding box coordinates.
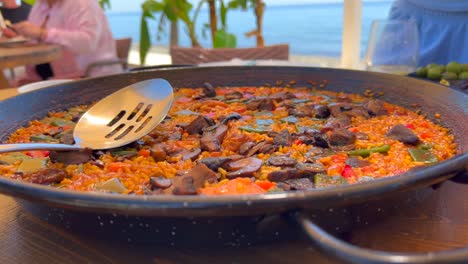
[294,139,303,145]
[108,162,131,172]
[405,123,415,129]
[341,164,355,180]
[256,180,276,191]
[138,149,150,157]
[25,150,50,158]
[420,132,431,139]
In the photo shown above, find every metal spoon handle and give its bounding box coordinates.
[0,143,82,153]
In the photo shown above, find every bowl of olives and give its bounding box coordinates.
[409,61,468,93]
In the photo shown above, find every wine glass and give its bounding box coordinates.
[364,19,419,75]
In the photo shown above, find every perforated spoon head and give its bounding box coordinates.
[73,79,174,150]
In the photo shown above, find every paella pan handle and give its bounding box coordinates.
[290,212,468,264]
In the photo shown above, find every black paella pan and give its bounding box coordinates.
[0,66,467,264]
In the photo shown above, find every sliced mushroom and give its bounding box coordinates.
[202,82,217,97]
[329,128,356,146]
[220,112,242,125]
[284,178,315,190]
[224,91,243,100]
[246,97,275,111]
[364,99,387,116]
[199,155,244,171]
[49,148,93,165]
[273,129,292,147]
[314,105,330,119]
[226,157,262,179]
[150,144,167,162]
[185,115,215,135]
[267,156,298,167]
[200,125,228,152]
[27,168,67,185]
[386,124,420,145]
[179,148,202,161]
[246,141,277,156]
[149,176,172,190]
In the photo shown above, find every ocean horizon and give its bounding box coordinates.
[106,1,393,57]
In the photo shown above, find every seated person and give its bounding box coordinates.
[0,0,32,24]
[388,0,468,66]
[2,0,122,85]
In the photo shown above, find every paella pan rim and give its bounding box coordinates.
[0,66,466,216]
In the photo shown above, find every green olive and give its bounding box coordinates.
[434,65,446,72]
[461,64,468,72]
[459,72,468,80]
[415,67,427,77]
[427,63,438,69]
[446,61,462,74]
[441,72,458,80]
[427,68,442,80]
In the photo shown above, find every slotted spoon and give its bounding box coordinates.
[0,78,174,153]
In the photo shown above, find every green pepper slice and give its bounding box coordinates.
[280,116,299,124]
[30,134,60,143]
[349,145,390,158]
[314,174,348,188]
[239,125,270,134]
[50,118,75,127]
[408,148,438,164]
[110,149,138,157]
[256,119,274,126]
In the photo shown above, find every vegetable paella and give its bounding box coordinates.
[0,84,457,195]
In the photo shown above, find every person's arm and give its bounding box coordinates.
[43,2,104,55]
[0,0,19,9]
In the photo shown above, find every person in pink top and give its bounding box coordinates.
[2,0,122,84]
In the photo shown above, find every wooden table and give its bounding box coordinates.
[0,43,62,88]
[0,181,465,264]
[0,90,467,264]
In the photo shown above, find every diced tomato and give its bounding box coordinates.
[199,178,265,195]
[240,115,252,121]
[405,123,415,129]
[361,166,375,174]
[25,150,50,158]
[243,93,254,99]
[256,180,276,191]
[327,164,344,176]
[138,149,150,157]
[294,139,303,145]
[341,164,355,179]
[176,97,192,103]
[233,107,247,113]
[62,125,74,131]
[205,112,217,119]
[50,112,64,118]
[209,152,223,157]
[420,122,430,128]
[348,127,359,132]
[108,162,131,172]
[420,132,431,139]
[330,153,348,163]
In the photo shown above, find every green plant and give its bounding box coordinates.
[98,0,111,9]
[139,0,266,65]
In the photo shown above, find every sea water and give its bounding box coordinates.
[106,1,393,57]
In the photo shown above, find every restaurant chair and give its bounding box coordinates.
[170,44,289,65]
[84,37,132,77]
